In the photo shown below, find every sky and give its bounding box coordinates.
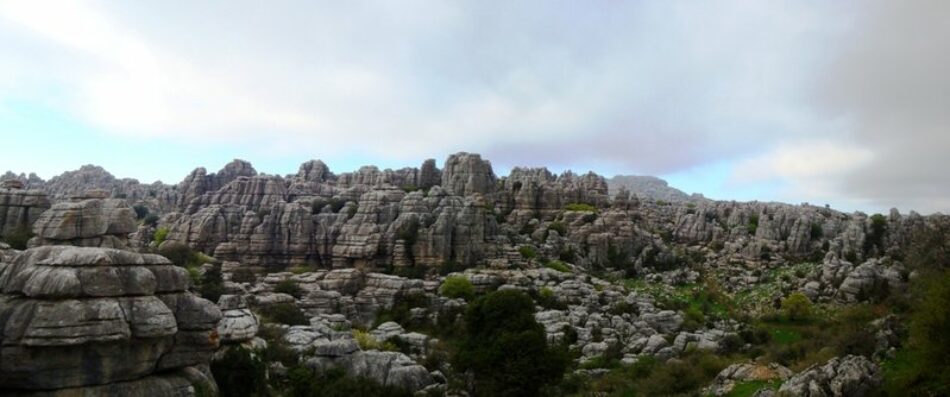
[0,1,947,214]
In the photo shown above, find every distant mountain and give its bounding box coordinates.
[607,175,699,202]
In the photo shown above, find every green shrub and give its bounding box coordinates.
[547,221,567,237]
[453,289,569,397]
[210,346,267,397]
[353,329,397,351]
[275,279,304,299]
[199,264,224,303]
[284,366,411,397]
[535,287,566,310]
[544,260,570,273]
[747,214,760,235]
[519,245,538,259]
[142,214,159,227]
[265,303,308,325]
[158,242,209,268]
[564,203,597,212]
[440,276,475,300]
[810,223,824,240]
[153,227,169,245]
[781,292,813,321]
[132,204,149,219]
[884,269,950,395]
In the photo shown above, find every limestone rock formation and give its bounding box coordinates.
[216,294,259,344]
[29,197,137,249]
[441,152,496,196]
[0,246,222,395]
[777,355,880,397]
[0,186,50,240]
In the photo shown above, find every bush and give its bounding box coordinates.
[547,221,567,237]
[275,279,304,299]
[353,329,397,351]
[265,303,308,325]
[440,276,475,300]
[153,227,169,245]
[0,225,33,250]
[544,260,570,273]
[535,287,566,310]
[199,264,224,303]
[747,214,760,235]
[453,290,569,397]
[810,223,824,240]
[781,292,813,321]
[519,245,537,259]
[132,204,149,220]
[142,214,159,227]
[210,346,267,397]
[884,269,950,395]
[284,366,411,397]
[158,242,209,268]
[564,203,597,212]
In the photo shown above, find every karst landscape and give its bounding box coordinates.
[2,2,949,397]
[0,152,948,396]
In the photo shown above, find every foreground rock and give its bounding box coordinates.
[0,185,50,239]
[777,355,881,397]
[0,246,222,396]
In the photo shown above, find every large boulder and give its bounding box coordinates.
[29,198,136,249]
[778,355,881,397]
[0,246,222,395]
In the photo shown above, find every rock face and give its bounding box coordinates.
[29,197,137,249]
[216,294,259,344]
[441,152,496,196]
[706,362,793,396]
[778,355,881,397]
[0,246,222,395]
[607,175,694,202]
[0,187,50,239]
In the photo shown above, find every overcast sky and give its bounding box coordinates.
[1,1,947,214]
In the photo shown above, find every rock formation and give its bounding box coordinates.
[29,196,137,249]
[0,246,222,396]
[0,185,50,240]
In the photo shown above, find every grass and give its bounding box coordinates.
[564,203,597,212]
[544,260,571,273]
[770,327,803,344]
[725,380,782,397]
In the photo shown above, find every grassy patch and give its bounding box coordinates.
[725,380,782,397]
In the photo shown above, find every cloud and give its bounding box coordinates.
[0,1,947,213]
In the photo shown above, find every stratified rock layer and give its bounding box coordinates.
[0,246,222,395]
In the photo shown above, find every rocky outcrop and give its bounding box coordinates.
[441,152,496,196]
[0,187,50,239]
[176,159,257,210]
[705,362,793,396]
[608,175,695,202]
[216,295,259,344]
[0,246,222,395]
[778,355,881,397]
[28,197,137,249]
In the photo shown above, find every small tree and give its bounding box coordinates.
[440,276,475,300]
[275,279,304,299]
[453,290,568,397]
[781,292,812,321]
[210,346,267,397]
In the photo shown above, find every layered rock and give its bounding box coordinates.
[441,152,496,196]
[29,197,137,249]
[0,246,222,395]
[176,159,257,210]
[0,186,50,239]
[777,355,880,397]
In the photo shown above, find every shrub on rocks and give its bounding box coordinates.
[211,346,267,397]
[275,279,304,299]
[265,303,308,326]
[440,276,475,300]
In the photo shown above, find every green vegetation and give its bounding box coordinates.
[725,380,782,397]
[158,242,210,268]
[564,203,597,212]
[210,346,268,397]
[274,279,304,299]
[132,204,149,219]
[781,292,813,321]
[142,213,159,227]
[440,276,475,300]
[284,366,411,397]
[519,245,538,260]
[453,290,569,397]
[547,221,568,237]
[231,267,257,283]
[584,350,730,396]
[153,226,169,245]
[263,303,309,325]
[544,259,571,273]
[747,214,760,235]
[199,264,225,303]
[353,329,397,351]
